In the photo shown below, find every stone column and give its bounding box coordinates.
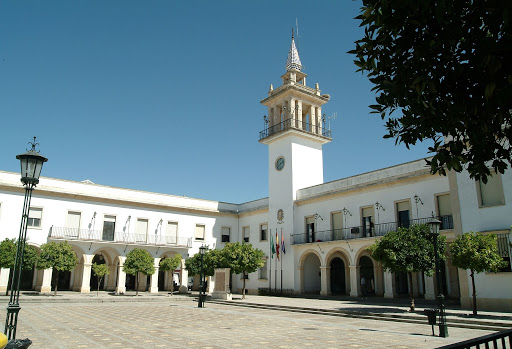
[424,275,436,300]
[179,261,188,293]
[297,101,303,129]
[383,271,395,299]
[79,263,92,293]
[0,268,10,294]
[289,98,296,127]
[298,266,304,293]
[115,257,126,294]
[317,107,322,134]
[150,266,159,293]
[320,266,328,296]
[349,265,359,297]
[310,105,316,133]
[374,264,384,296]
[35,268,52,293]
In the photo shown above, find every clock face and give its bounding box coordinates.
[275,156,285,171]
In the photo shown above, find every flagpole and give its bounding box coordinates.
[275,230,277,294]
[269,229,272,292]
[280,228,283,295]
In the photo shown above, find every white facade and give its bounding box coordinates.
[0,36,510,311]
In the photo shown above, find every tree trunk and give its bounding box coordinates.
[408,272,415,312]
[54,273,59,297]
[242,277,246,299]
[135,273,139,296]
[471,270,477,316]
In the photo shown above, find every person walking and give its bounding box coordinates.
[360,275,367,297]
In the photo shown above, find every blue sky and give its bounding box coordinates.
[0,1,433,204]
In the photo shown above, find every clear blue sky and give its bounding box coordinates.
[0,1,433,204]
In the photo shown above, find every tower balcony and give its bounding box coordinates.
[259,118,332,142]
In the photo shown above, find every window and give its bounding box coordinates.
[27,207,42,228]
[65,211,81,238]
[361,206,374,237]
[331,212,342,240]
[66,211,81,229]
[306,216,315,242]
[260,224,268,241]
[477,172,505,207]
[496,233,512,272]
[221,227,230,243]
[136,219,148,243]
[102,215,116,241]
[195,224,205,241]
[242,226,250,243]
[259,258,268,280]
[396,201,411,228]
[166,221,178,244]
[242,272,249,280]
[436,194,453,230]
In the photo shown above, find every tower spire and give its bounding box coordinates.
[285,32,302,71]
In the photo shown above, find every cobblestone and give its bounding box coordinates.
[8,299,498,348]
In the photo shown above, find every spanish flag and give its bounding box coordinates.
[276,231,280,261]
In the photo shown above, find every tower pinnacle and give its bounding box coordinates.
[285,33,302,71]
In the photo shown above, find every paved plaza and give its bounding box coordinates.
[7,296,503,349]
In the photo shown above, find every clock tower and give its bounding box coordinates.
[260,33,331,291]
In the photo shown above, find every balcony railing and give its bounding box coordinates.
[291,215,453,246]
[48,226,192,247]
[259,118,331,140]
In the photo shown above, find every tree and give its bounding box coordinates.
[350,1,512,182]
[123,248,155,296]
[37,241,78,296]
[91,263,110,296]
[159,254,182,296]
[450,232,508,315]
[185,249,225,278]
[221,242,265,299]
[0,239,39,295]
[369,224,446,311]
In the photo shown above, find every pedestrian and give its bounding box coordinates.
[360,275,367,297]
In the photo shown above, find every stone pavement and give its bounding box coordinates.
[1,291,510,348]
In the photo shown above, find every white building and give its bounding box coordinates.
[0,35,510,311]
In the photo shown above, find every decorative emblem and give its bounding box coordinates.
[277,209,284,224]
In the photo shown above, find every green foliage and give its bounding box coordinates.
[37,241,78,296]
[350,1,512,182]
[159,254,182,272]
[222,242,265,276]
[185,249,226,277]
[37,241,78,272]
[450,232,507,273]
[0,239,16,269]
[92,263,110,279]
[123,248,155,276]
[0,239,39,270]
[369,224,446,277]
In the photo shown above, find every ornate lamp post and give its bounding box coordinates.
[198,245,207,308]
[427,218,449,338]
[4,138,48,340]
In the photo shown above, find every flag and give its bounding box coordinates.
[276,231,280,261]
[281,230,286,255]
[271,232,276,258]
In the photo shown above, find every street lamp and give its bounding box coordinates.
[427,218,449,338]
[4,138,48,340]
[198,245,207,308]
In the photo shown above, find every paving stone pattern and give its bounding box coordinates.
[12,301,496,349]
